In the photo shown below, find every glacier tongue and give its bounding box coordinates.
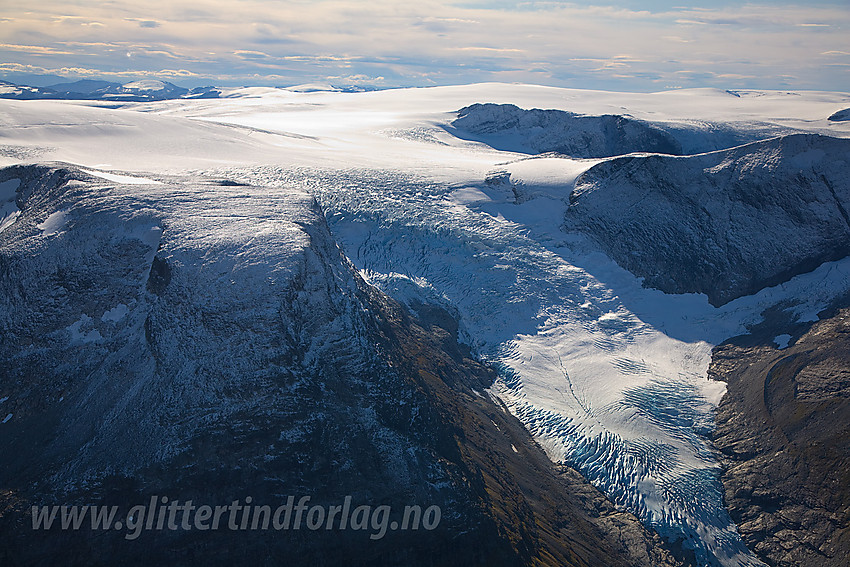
[224,162,850,567]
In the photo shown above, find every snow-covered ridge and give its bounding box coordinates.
[0,163,330,478]
[448,102,814,159]
[449,102,682,157]
[567,133,850,306]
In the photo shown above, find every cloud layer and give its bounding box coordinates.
[0,1,848,90]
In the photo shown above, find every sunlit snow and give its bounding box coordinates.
[37,208,70,237]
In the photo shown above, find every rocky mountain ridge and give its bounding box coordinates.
[0,163,687,566]
[710,300,850,567]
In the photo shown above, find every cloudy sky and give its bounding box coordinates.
[1,1,848,91]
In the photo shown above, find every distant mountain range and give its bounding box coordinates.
[0,78,387,102]
[0,78,218,102]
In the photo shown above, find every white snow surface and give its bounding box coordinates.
[101,303,130,323]
[37,208,70,237]
[3,83,850,566]
[773,334,793,349]
[67,314,104,344]
[80,169,162,185]
[120,80,170,92]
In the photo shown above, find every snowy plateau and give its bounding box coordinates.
[1,83,850,567]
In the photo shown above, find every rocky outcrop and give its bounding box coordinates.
[565,133,850,306]
[827,108,850,122]
[450,103,683,158]
[710,303,850,567]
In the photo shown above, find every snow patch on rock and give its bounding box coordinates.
[67,315,104,344]
[101,304,130,323]
[773,334,792,349]
[37,209,70,237]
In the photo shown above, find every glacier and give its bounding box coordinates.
[2,83,850,566]
[221,161,850,567]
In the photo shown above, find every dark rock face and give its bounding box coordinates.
[827,108,850,122]
[565,133,850,306]
[43,80,122,95]
[0,164,685,566]
[710,303,850,567]
[450,103,683,158]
